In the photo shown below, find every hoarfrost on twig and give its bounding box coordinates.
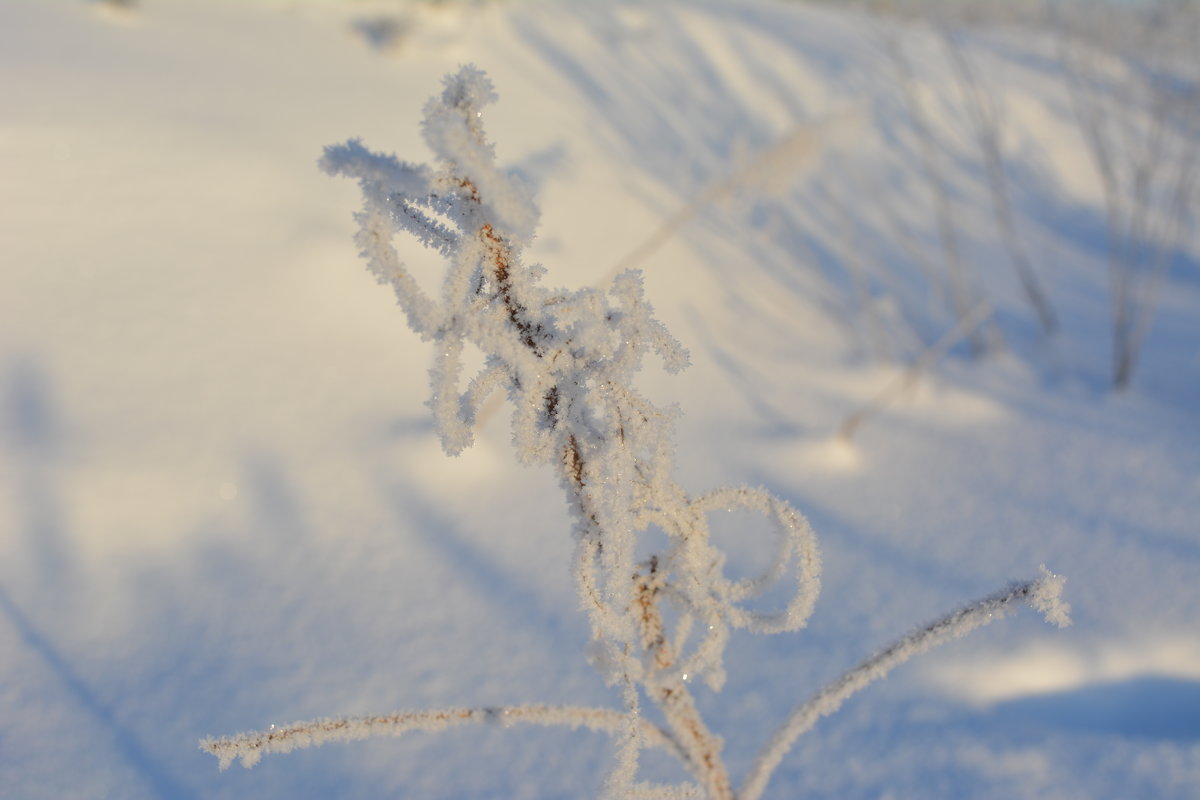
[203,65,1071,799]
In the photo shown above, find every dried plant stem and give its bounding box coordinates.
[201,704,683,771]
[484,178,736,794]
[738,572,1070,800]
[656,681,734,800]
[568,443,735,797]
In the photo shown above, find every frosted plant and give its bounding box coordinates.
[202,66,1070,799]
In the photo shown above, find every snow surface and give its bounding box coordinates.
[1,0,1197,798]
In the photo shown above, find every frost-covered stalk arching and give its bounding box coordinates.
[318,65,823,797]
[202,66,1069,799]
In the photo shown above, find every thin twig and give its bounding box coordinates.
[201,704,684,771]
[738,570,1070,800]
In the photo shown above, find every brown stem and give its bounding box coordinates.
[567,438,733,798]
[480,222,544,355]
[657,682,734,800]
[472,177,733,797]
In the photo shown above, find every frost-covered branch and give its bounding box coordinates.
[205,65,1071,799]
[316,64,821,797]
[738,568,1070,800]
[201,704,684,771]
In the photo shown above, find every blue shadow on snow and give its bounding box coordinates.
[988,676,1200,741]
